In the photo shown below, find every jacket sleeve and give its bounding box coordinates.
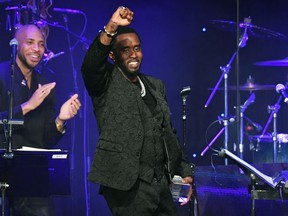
[81,35,114,97]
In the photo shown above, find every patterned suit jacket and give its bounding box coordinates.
[81,36,192,191]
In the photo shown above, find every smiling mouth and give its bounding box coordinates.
[29,54,41,62]
[128,61,139,68]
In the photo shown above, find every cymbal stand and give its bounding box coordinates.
[239,93,255,159]
[268,104,280,163]
[204,51,236,165]
[261,96,281,163]
[204,18,250,165]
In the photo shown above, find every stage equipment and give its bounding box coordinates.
[254,58,288,66]
[257,97,282,163]
[247,83,288,164]
[276,83,288,104]
[205,17,253,164]
[218,148,288,216]
[178,87,199,216]
[0,149,70,215]
[206,19,288,164]
[2,38,24,159]
[209,77,275,91]
[180,86,191,148]
[238,93,256,159]
[249,133,288,163]
[210,19,288,40]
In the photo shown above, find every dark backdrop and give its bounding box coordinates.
[1,0,288,215]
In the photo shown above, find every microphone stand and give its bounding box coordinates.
[260,97,281,163]
[3,61,16,159]
[3,43,23,158]
[180,86,191,148]
[180,86,197,216]
[182,95,187,148]
[200,116,235,157]
[62,14,87,216]
[204,52,235,165]
[1,40,23,216]
[62,13,82,169]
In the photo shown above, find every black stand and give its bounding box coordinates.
[0,150,70,215]
[179,86,199,216]
[1,39,24,216]
[189,167,200,216]
[3,39,21,159]
[218,148,286,216]
[180,86,191,148]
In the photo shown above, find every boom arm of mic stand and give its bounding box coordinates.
[204,51,237,108]
[201,127,225,156]
[261,96,281,136]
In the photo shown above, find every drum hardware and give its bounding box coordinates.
[239,92,256,159]
[208,76,275,91]
[254,58,288,67]
[204,18,254,165]
[200,115,235,157]
[209,19,288,40]
[254,95,282,163]
[5,5,34,32]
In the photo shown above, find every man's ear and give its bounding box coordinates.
[109,51,115,62]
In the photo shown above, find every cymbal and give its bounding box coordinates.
[229,83,275,91]
[210,20,288,40]
[254,58,288,66]
[209,83,275,91]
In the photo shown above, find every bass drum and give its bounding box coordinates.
[250,133,288,163]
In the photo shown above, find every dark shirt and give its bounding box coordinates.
[0,63,63,149]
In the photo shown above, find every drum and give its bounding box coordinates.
[250,134,288,163]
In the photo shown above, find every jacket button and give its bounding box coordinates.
[136,152,140,157]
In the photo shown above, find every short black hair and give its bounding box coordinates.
[110,26,141,51]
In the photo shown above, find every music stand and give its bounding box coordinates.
[218,148,286,216]
[0,149,70,215]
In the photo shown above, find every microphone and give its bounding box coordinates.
[239,17,251,48]
[53,7,83,14]
[276,83,288,104]
[180,86,191,98]
[242,92,255,111]
[9,38,18,65]
[180,86,191,105]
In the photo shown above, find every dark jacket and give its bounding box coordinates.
[81,36,193,191]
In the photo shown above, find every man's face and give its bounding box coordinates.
[16,25,45,70]
[111,33,143,75]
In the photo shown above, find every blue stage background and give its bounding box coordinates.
[1,0,288,215]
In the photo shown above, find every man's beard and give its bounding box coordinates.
[18,53,36,70]
[117,64,141,79]
[123,69,140,79]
